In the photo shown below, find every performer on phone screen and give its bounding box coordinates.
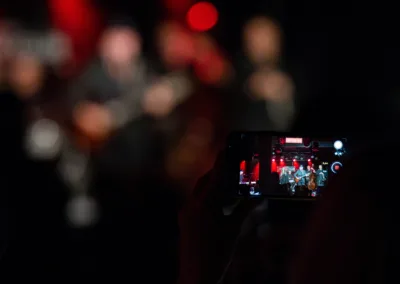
[294,165,307,189]
[287,170,295,194]
[305,165,313,183]
[279,168,290,191]
[316,165,327,194]
[239,170,244,183]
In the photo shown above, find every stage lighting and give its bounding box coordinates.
[272,158,275,162]
[280,158,284,162]
[307,159,311,162]
[293,159,296,162]
[333,140,343,150]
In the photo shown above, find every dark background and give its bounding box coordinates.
[1,0,399,282]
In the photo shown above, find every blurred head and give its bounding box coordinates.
[299,165,303,170]
[9,53,45,99]
[99,26,142,66]
[243,17,282,66]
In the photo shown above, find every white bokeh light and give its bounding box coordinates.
[66,195,99,228]
[25,118,63,160]
[333,140,343,150]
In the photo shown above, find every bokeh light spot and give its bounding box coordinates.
[186,2,218,32]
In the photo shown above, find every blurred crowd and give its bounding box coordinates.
[0,9,297,226]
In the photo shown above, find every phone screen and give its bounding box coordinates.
[232,132,348,198]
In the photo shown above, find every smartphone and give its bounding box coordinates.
[226,132,348,198]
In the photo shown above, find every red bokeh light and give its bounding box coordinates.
[335,165,340,170]
[293,159,296,161]
[280,159,283,162]
[186,2,218,32]
[272,159,275,162]
[308,159,311,162]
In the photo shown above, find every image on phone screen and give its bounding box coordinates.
[235,133,347,198]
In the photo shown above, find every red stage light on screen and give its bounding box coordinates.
[186,2,218,32]
[280,159,283,162]
[308,159,311,162]
[272,159,275,162]
[293,159,296,161]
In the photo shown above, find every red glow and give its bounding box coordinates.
[308,159,311,162]
[186,2,218,32]
[335,165,340,170]
[49,0,101,72]
[240,160,246,171]
[272,159,275,162]
[271,161,277,172]
[194,49,226,84]
[293,159,296,161]
[253,162,260,180]
[280,159,283,162]
[164,0,193,15]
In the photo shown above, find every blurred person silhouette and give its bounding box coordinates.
[288,144,394,284]
[61,19,182,281]
[70,19,148,141]
[1,56,72,278]
[72,18,193,145]
[230,16,295,131]
[0,16,183,281]
[65,15,232,283]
